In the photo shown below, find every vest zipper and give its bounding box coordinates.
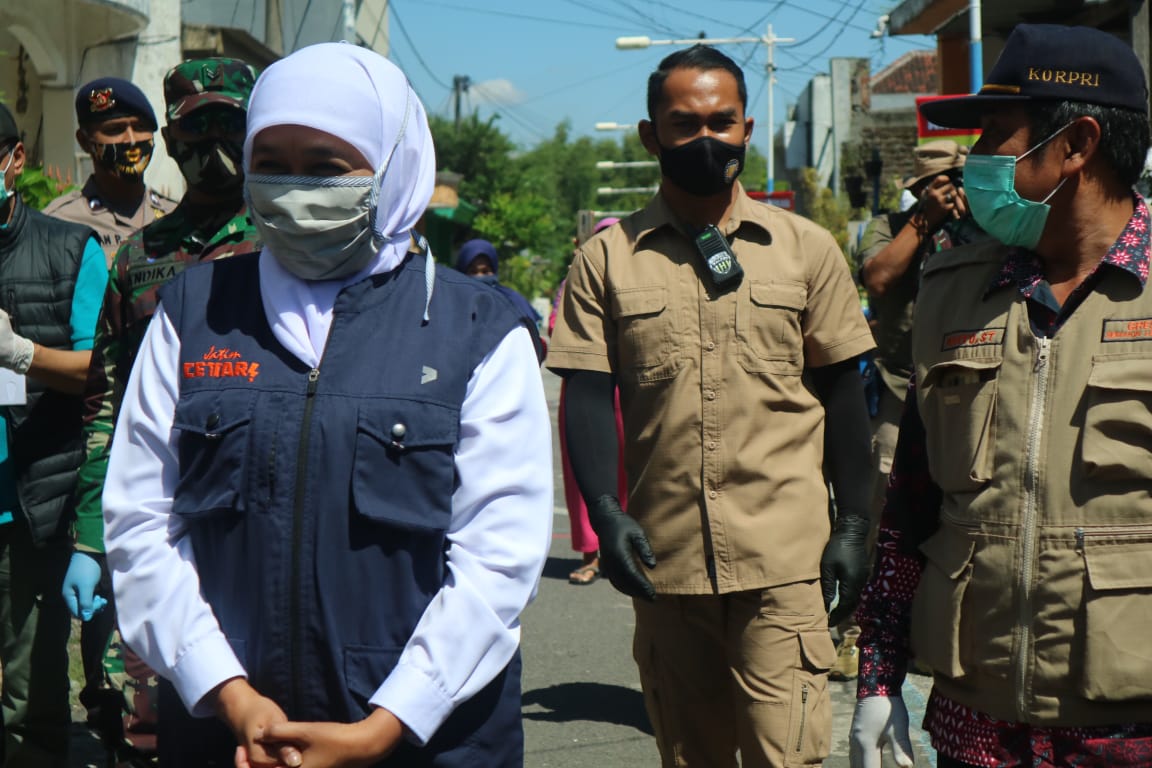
[289,367,321,712]
[1015,336,1050,720]
[794,682,809,752]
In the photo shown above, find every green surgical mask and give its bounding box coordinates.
[963,122,1073,250]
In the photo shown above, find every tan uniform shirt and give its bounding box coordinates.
[547,186,874,594]
[42,176,177,266]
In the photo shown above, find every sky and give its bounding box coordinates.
[384,0,937,159]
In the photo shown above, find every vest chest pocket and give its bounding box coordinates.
[737,280,806,374]
[1082,357,1152,482]
[352,402,459,532]
[172,390,255,518]
[1079,537,1152,701]
[920,358,1000,493]
[611,286,680,381]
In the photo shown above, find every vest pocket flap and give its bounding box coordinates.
[611,286,667,318]
[749,280,806,310]
[922,357,1001,387]
[797,628,836,671]
[918,529,976,579]
[172,390,254,436]
[356,401,459,449]
[1086,356,1152,392]
[1084,541,1152,590]
[343,644,401,706]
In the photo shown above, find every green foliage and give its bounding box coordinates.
[794,167,852,257]
[17,166,74,211]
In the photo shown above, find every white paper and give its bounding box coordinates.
[0,368,26,406]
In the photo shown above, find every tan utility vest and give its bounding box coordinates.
[910,236,1152,726]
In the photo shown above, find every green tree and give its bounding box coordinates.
[795,167,852,258]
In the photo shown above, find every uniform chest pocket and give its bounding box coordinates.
[611,286,679,380]
[352,402,459,533]
[171,390,255,518]
[737,280,806,374]
[920,358,1000,493]
[1081,357,1152,482]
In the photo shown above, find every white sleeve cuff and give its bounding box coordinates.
[369,660,455,746]
[174,634,247,718]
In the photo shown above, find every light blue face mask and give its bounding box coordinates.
[963,122,1073,250]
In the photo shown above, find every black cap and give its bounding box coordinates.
[0,103,18,144]
[74,77,158,130]
[921,24,1150,129]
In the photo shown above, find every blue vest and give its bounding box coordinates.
[156,252,525,766]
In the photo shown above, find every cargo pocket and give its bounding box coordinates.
[611,286,680,382]
[738,280,806,374]
[351,401,458,533]
[344,644,402,716]
[910,529,975,678]
[1082,357,1152,482]
[171,390,255,518]
[919,358,1000,493]
[784,629,834,767]
[1079,537,1152,701]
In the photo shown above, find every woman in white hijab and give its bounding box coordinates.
[102,44,551,768]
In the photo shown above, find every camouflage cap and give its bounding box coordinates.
[164,58,258,120]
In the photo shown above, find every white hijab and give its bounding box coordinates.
[242,43,436,367]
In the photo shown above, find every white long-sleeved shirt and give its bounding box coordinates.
[103,304,552,744]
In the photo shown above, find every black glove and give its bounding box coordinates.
[820,513,871,626]
[588,495,656,601]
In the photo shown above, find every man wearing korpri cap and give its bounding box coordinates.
[850,24,1152,768]
[0,101,106,766]
[43,76,177,265]
[63,58,260,754]
[831,140,984,683]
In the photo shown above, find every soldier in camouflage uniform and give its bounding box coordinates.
[61,57,259,759]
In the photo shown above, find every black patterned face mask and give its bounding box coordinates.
[168,138,244,193]
[657,136,745,197]
[91,138,153,178]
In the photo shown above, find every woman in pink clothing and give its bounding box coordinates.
[550,217,627,585]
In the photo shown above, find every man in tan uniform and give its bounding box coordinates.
[548,45,875,767]
[831,140,981,681]
[43,77,176,265]
[851,23,1152,768]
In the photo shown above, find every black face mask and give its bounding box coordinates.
[91,138,154,179]
[168,138,244,193]
[657,136,745,197]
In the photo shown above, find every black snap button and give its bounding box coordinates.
[205,413,221,430]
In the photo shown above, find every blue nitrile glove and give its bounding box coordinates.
[62,551,109,621]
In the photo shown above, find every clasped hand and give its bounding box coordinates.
[214,678,404,768]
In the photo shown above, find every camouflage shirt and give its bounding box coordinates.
[74,200,260,551]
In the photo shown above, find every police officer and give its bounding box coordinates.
[43,77,177,265]
[548,44,875,766]
[851,24,1152,767]
[63,57,260,755]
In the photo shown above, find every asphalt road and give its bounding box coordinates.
[522,367,940,767]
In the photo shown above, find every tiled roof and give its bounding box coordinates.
[871,50,938,94]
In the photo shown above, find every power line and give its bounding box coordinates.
[390,1,452,91]
[411,0,623,32]
[291,0,315,51]
[780,0,870,71]
[469,83,549,142]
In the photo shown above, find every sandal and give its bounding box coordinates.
[568,563,600,585]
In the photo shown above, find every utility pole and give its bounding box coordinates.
[342,0,358,44]
[452,75,471,128]
[266,0,284,55]
[763,24,794,193]
[969,0,983,91]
